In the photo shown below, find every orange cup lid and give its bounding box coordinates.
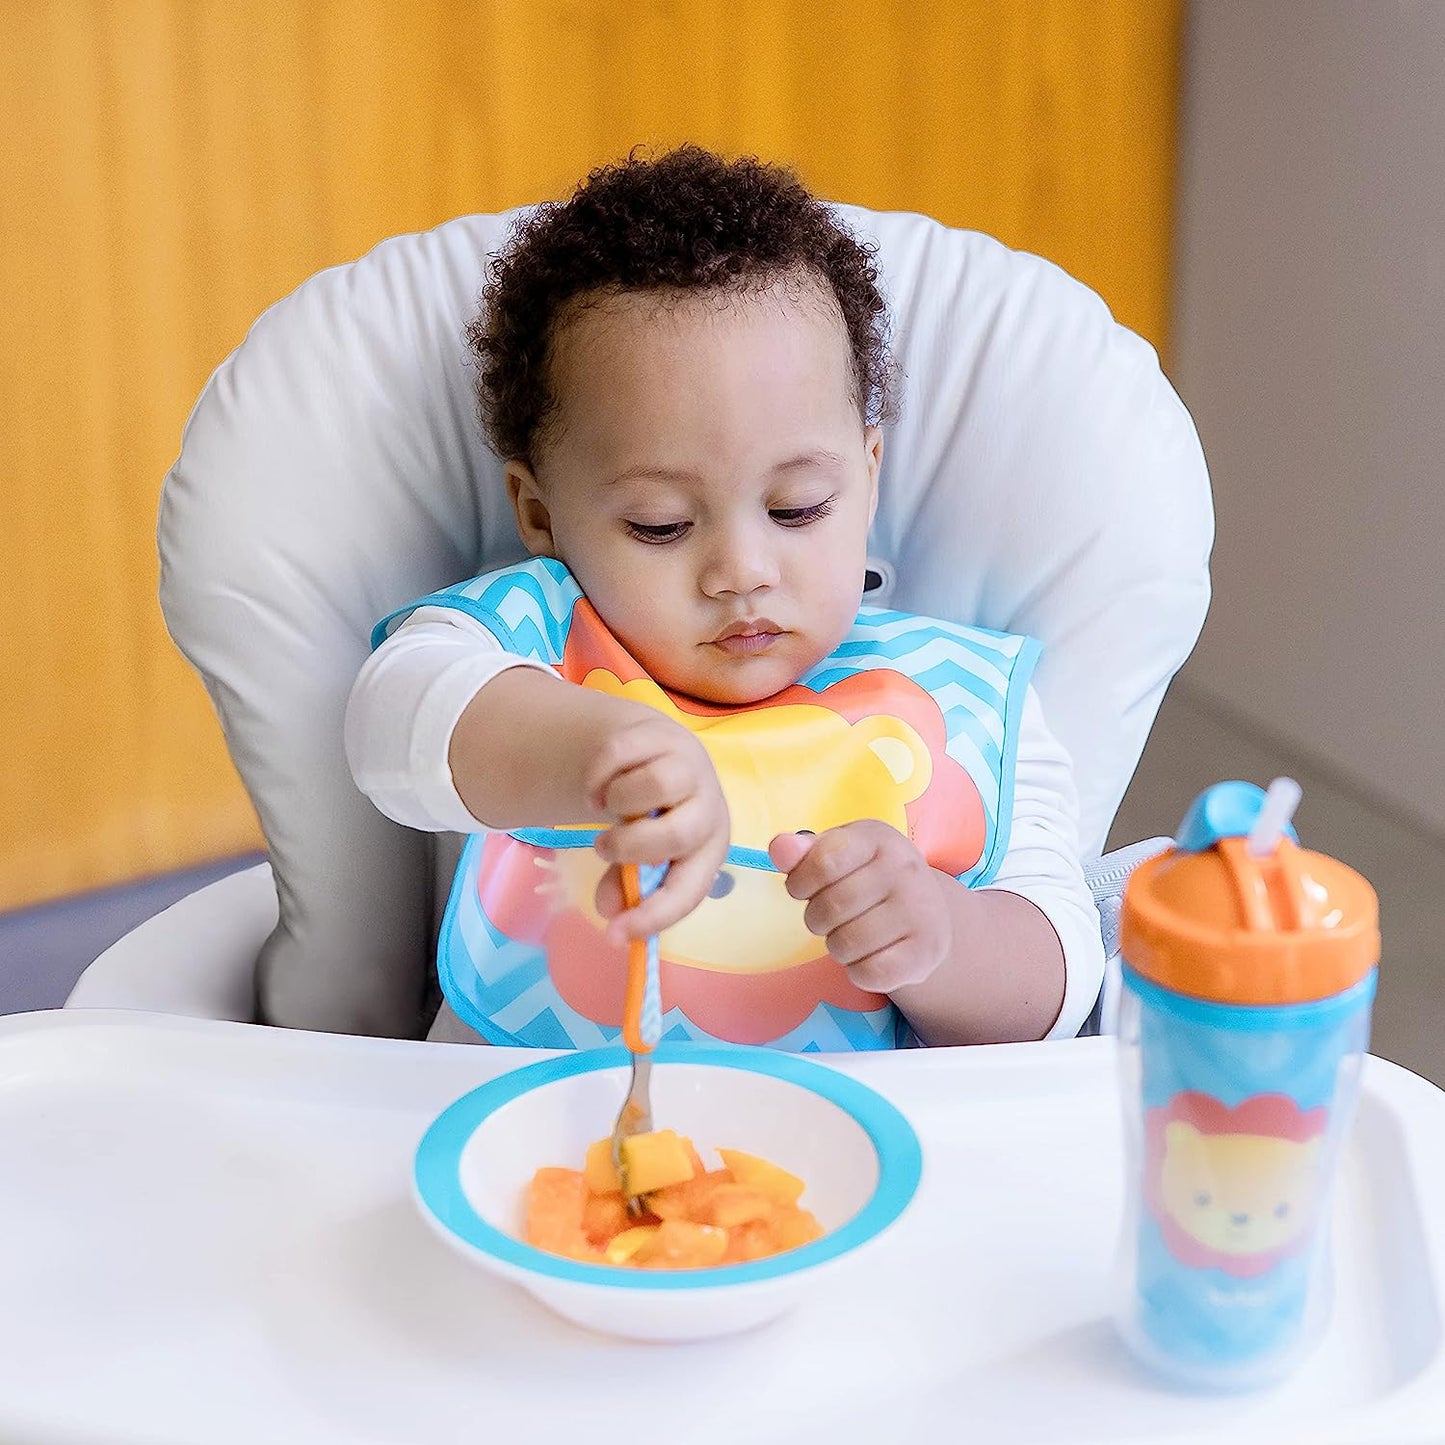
[1120,834,1379,1005]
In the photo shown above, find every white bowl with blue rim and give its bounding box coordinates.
[414,1044,922,1342]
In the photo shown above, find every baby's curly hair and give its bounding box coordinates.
[468,146,899,463]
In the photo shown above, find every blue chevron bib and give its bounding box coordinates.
[376,558,1041,1052]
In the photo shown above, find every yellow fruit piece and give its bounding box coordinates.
[717,1149,806,1206]
[622,1130,700,1195]
[605,1226,659,1265]
[583,1138,624,1196]
[583,1130,698,1197]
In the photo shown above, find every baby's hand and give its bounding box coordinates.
[768,822,951,993]
[587,713,730,944]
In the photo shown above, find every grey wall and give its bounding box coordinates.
[0,854,264,1014]
[1173,1,1445,835]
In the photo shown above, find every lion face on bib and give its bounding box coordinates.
[580,670,963,974]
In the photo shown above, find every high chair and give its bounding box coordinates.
[65,205,1211,1038]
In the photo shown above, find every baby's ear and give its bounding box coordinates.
[506,459,556,556]
[853,715,930,802]
[864,425,883,524]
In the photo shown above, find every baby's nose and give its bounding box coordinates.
[698,521,781,596]
[702,551,777,596]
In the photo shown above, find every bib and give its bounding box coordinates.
[376,558,1041,1051]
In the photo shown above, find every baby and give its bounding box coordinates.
[346,146,1104,1051]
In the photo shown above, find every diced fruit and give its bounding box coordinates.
[772,1205,825,1252]
[581,1190,634,1245]
[703,1184,775,1229]
[636,1219,728,1269]
[717,1149,806,1206]
[647,1167,734,1221]
[621,1129,699,1195]
[583,1129,697,1197]
[721,1206,825,1264]
[583,1138,624,1196]
[681,1137,708,1178]
[723,1217,777,1264]
[523,1167,591,1259]
[605,1225,660,1264]
[524,1136,823,1270]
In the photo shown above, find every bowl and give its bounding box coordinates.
[413,1044,922,1342]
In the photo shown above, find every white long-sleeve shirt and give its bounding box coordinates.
[345,606,1106,1039]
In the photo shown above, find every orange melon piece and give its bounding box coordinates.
[524,1167,593,1259]
[722,1217,778,1264]
[771,1204,825,1252]
[647,1167,735,1221]
[718,1204,824,1263]
[581,1190,635,1246]
[635,1219,729,1269]
[704,1184,776,1229]
[716,1149,806,1206]
[680,1137,708,1178]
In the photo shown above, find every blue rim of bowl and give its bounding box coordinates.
[414,1043,923,1290]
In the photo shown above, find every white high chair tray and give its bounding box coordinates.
[1,1011,1442,1445]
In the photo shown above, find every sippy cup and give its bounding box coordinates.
[1113,778,1380,1390]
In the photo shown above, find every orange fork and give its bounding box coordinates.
[620,863,651,1055]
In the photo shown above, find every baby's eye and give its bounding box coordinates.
[1274,1202,1291,1218]
[624,520,691,544]
[770,496,836,528]
[1193,1192,1213,1209]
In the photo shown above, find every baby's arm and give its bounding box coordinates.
[345,609,729,940]
[345,608,558,833]
[768,685,1103,1045]
[893,683,1103,1042]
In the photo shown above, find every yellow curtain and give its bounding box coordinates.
[0,0,1182,910]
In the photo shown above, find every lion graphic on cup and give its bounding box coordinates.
[1145,1091,1329,1278]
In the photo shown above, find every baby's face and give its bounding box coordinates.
[508,279,881,705]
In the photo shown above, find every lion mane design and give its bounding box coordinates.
[1144,1091,1329,1278]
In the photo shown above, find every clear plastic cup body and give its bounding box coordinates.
[1114,965,1375,1390]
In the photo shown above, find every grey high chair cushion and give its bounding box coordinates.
[160,206,1212,1038]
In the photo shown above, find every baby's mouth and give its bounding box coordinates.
[709,620,785,657]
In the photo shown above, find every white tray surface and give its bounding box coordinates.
[1,1011,1442,1445]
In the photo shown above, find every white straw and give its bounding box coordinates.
[1246,776,1303,856]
